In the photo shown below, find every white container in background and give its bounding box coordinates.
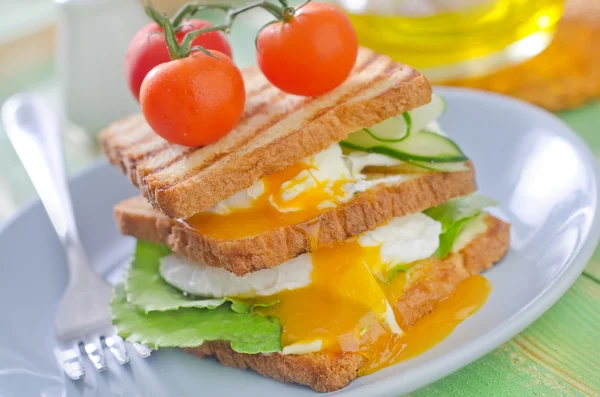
[55,0,148,134]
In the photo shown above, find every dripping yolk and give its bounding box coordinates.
[359,275,492,375]
[254,238,491,373]
[185,162,351,240]
[254,239,400,349]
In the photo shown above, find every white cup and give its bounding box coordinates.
[55,0,148,134]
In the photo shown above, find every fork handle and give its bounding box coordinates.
[2,94,90,279]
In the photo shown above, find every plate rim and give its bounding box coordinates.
[1,88,599,396]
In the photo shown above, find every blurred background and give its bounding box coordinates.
[0,0,598,221]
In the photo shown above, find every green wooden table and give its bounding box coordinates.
[0,8,599,396]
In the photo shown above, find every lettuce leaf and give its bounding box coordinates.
[424,194,498,231]
[125,241,232,312]
[424,194,497,258]
[435,215,479,258]
[125,240,275,313]
[113,240,282,353]
[111,285,282,353]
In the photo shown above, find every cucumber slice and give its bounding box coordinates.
[409,93,446,135]
[363,113,411,142]
[362,93,446,143]
[341,129,468,163]
[341,92,465,171]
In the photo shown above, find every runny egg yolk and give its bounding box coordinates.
[253,238,491,373]
[185,162,349,240]
[254,239,394,349]
[359,275,491,375]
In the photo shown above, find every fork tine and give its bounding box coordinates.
[132,343,153,358]
[84,337,107,372]
[56,344,85,380]
[103,333,130,365]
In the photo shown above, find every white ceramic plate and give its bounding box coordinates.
[1,87,599,397]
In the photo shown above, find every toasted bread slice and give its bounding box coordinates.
[115,165,476,276]
[99,47,432,218]
[185,214,510,392]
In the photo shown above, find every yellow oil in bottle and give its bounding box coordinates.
[339,0,564,81]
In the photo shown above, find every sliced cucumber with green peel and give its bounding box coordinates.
[342,92,466,171]
[362,93,446,143]
[409,92,446,135]
[363,112,411,142]
[341,129,468,163]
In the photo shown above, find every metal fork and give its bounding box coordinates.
[1,94,151,380]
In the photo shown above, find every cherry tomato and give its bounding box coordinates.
[256,2,358,96]
[125,20,232,101]
[140,51,245,147]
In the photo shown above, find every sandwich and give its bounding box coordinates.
[99,47,510,392]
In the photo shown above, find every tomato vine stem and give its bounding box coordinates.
[172,3,231,28]
[146,0,312,60]
[282,6,295,22]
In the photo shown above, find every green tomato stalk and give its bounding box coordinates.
[143,0,313,60]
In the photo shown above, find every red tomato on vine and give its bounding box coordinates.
[140,50,245,147]
[125,19,232,101]
[130,0,358,147]
[256,2,358,96]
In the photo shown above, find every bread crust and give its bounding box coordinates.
[115,166,476,276]
[99,47,432,218]
[187,342,366,393]
[185,214,510,392]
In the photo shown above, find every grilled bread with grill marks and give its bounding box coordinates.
[99,47,432,219]
[115,165,476,276]
[185,214,510,392]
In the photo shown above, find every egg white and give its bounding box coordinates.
[358,213,442,274]
[160,254,312,298]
